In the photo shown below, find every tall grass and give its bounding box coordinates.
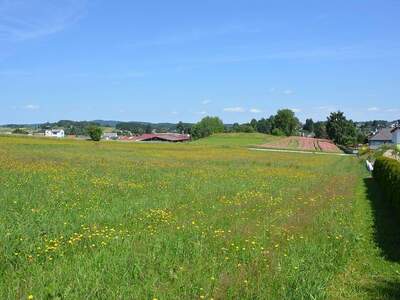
[0,135,398,299]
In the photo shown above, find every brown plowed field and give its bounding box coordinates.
[260,136,341,153]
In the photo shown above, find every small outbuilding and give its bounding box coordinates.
[102,132,118,140]
[45,129,65,138]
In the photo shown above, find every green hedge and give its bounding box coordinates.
[372,157,400,207]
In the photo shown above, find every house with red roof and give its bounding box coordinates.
[120,133,190,143]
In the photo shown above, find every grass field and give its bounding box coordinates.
[192,132,281,147]
[1,135,399,299]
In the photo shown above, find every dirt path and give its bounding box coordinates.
[248,147,354,156]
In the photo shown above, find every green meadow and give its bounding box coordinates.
[0,135,399,299]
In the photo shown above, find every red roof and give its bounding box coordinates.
[120,133,191,142]
[119,136,136,141]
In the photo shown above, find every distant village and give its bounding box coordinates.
[0,123,192,143]
[2,128,191,143]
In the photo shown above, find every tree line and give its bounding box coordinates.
[6,111,387,146]
[187,109,367,146]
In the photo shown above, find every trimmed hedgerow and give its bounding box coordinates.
[372,157,400,207]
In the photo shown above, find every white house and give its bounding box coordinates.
[45,129,65,138]
[102,132,118,140]
[392,127,400,145]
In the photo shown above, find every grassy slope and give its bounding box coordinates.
[0,135,399,299]
[192,132,281,147]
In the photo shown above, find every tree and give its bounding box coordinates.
[326,111,357,145]
[314,121,327,138]
[255,118,267,133]
[265,116,275,134]
[273,109,300,136]
[232,123,241,132]
[145,124,152,134]
[271,128,285,136]
[87,125,103,141]
[254,116,274,134]
[242,124,255,132]
[176,122,192,134]
[191,123,211,139]
[303,118,314,132]
[176,121,185,134]
[250,118,258,129]
[357,131,367,144]
[202,116,224,133]
[191,116,224,139]
[12,128,28,135]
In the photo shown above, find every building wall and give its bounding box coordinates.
[393,130,400,144]
[369,140,391,149]
[45,130,64,138]
[56,131,65,138]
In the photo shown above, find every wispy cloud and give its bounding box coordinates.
[195,111,207,115]
[167,45,400,67]
[385,108,399,113]
[314,105,337,112]
[290,108,301,113]
[249,108,262,113]
[283,89,294,95]
[366,107,400,116]
[223,107,246,113]
[367,106,379,111]
[22,104,40,110]
[268,88,294,95]
[0,0,87,41]
[59,71,146,80]
[201,99,212,105]
[0,69,33,77]
[122,24,261,49]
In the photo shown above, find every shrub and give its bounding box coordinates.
[12,128,29,135]
[271,128,285,136]
[87,126,103,141]
[358,145,370,156]
[372,157,400,209]
[191,116,224,140]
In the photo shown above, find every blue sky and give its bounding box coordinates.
[0,0,399,124]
